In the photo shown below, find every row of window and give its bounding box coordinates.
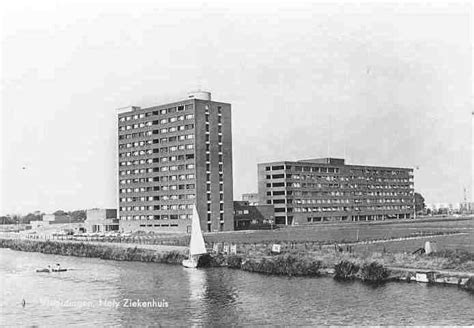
[303,214,409,223]
[121,204,195,211]
[120,194,195,202]
[119,130,195,140]
[121,212,225,222]
[235,210,250,215]
[266,164,410,176]
[120,179,196,190]
[120,154,195,165]
[121,213,226,223]
[119,145,194,158]
[119,140,153,149]
[268,182,411,189]
[118,114,194,131]
[293,205,411,213]
[268,182,342,189]
[119,104,193,122]
[267,165,340,173]
[119,184,197,194]
[268,190,409,198]
[120,174,195,184]
[139,223,179,227]
[119,168,196,179]
[286,198,409,205]
[119,188,196,198]
[119,135,199,149]
[307,216,348,222]
[121,214,192,220]
[267,190,412,197]
[269,197,411,206]
[119,160,195,169]
[274,174,410,183]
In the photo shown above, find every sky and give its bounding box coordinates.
[1,0,472,215]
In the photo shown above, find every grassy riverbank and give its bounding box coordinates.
[1,237,473,290]
[63,217,473,250]
[0,239,187,264]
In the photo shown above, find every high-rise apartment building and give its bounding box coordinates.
[117,91,233,233]
[258,158,414,225]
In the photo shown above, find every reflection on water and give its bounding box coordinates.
[186,268,207,324]
[1,248,473,326]
[187,268,206,304]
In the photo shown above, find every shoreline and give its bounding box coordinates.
[1,238,473,292]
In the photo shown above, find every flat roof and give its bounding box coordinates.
[258,159,413,171]
[117,98,231,115]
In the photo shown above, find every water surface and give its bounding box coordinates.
[0,249,472,326]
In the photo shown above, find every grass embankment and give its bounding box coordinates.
[197,253,322,277]
[334,261,389,282]
[83,217,474,248]
[0,239,186,264]
[2,236,473,287]
[204,242,474,283]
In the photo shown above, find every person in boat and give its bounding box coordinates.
[47,265,52,272]
[55,263,61,271]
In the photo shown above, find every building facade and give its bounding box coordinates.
[117,92,234,233]
[233,201,275,230]
[85,209,119,233]
[258,158,414,225]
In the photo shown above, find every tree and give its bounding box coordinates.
[0,216,15,225]
[54,210,67,216]
[69,210,86,222]
[414,192,425,213]
[22,212,43,224]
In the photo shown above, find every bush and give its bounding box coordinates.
[161,250,186,264]
[210,254,227,267]
[463,277,474,292]
[0,238,188,265]
[197,254,212,267]
[240,254,321,277]
[334,260,360,280]
[360,262,389,283]
[227,255,243,269]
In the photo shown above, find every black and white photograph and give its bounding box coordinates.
[1,0,473,326]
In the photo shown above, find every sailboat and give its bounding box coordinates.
[182,205,207,268]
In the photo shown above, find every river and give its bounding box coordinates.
[0,248,473,326]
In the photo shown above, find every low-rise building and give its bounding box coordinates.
[258,157,414,225]
[460,202,474,214]
[42,214,57,222]
[233,201,275,230]
[85,209,119,233]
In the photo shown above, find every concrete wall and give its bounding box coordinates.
[194,99,234,232]
[119,219,190,233]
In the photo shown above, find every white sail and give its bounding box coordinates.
[189,205,207,256]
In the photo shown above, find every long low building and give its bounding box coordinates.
[258,158,414,225]
[85,209,119,233]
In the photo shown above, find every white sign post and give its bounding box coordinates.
[272,244,281,253]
